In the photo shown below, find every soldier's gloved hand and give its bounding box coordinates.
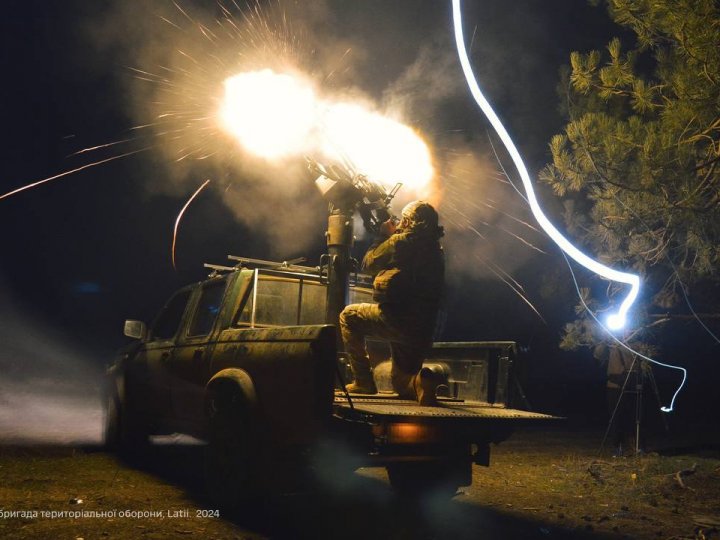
[379,218,397,237]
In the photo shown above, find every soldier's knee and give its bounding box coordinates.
[339,304,360,329]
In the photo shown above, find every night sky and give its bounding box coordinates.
[1,1,714,425]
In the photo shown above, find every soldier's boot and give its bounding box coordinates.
[392,369,418,400]
[413,367,442,407]
[345,357,377,395]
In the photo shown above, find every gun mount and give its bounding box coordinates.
[307,157,402,332]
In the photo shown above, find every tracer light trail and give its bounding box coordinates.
[172,178,211,271]
[0,148,150,202]
[451,0,640,331]
[563,252,686,413]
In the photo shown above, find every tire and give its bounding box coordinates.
[104,391,121,450]
[106,381,150,459]
[119,404,150,458]
[204,393,263,510]
[386,460,470,499]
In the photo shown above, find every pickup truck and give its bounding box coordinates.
[105,258,555,502]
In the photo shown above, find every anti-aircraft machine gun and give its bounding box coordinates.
[307,157,402,330]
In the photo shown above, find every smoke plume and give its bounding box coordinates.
[0,285,103,444]
[82,0,552,304]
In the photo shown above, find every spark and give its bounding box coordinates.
[487,133,528,203]
[470,198,542,233]
[324,48,353,83]
[172,179,211,271]
[495,225,547,254]
[0,148,150,202]
[172,1,193,24]
[68,138,135,157]
[445,192,548,320]
[467,225,486,240]
[452,0,639,331]
[159,16,183,32]
[444,180,545,253]
[476,254,546,324]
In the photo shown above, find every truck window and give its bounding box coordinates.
[188,280,226,337]
[254,277,299,326]
[236,276,299,327]
[299,281,326,324]
[236,274,374,327]
[237,274,328,327]
[151,290,192,340]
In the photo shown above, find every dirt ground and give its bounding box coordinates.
[0,428,718,540]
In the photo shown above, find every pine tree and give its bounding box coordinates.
[540,0,720,350]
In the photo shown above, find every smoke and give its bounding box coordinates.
[218,159,328,257]
[81,1,392,256]
[373,16,549,289]
[80,0,552,284]
[0,285,103,444]
[382,36,465,127]
[436,139,548,280]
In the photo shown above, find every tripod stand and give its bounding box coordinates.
[600,353,668,456]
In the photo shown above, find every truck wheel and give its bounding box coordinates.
[107,386,150,459]
[120,405,150,458]
[104,391,121,450]
[386,460,469,499]
[205,396,262,509]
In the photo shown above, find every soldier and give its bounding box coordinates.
[339,200,445,405]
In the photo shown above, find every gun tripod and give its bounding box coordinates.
[600,355,668,456]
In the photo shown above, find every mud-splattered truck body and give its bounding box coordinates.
[106,261,555,497]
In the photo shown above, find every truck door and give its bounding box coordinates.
[170,278,228,426]
[130,289,192,423]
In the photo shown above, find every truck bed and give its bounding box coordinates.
[333,393,557,422]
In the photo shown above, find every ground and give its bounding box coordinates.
[1,428,718,540]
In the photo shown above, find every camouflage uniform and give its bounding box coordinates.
[340,201,444,398]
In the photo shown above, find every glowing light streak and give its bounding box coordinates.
[452,0,639,331]
[172,179,211,271]
[0,148,150,202]
[449,1,686,410]
[612,194,720,346]
[562,252,686,412]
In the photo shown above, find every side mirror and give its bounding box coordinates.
[124,320,147,340]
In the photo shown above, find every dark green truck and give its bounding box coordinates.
[106,258,555,501]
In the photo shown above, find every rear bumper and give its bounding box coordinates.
[330,394,562,466]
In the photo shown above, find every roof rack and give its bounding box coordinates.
[203,263,238,278]
[227,255,320,273]
[203,254,374,287]
[203,256,319,278]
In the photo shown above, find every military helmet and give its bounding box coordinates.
[401,200,439,228]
